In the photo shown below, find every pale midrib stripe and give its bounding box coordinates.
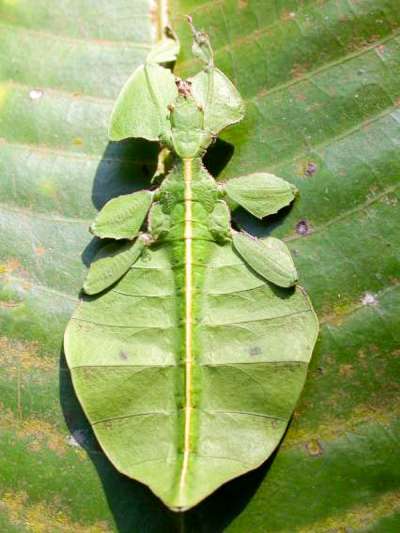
[179,158,194,502]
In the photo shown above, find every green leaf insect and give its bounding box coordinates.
[64,20,318,512]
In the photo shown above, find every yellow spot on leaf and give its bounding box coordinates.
[0,258,21,275]
[339,364,354,377]
[0,402,69,457]
[0,337,54,374]
[0,84,9,109]
[39,180,58,199]
[298,490,400,532]
[0,490,110,532]
[305,439,323,456]
[286,402,400,451]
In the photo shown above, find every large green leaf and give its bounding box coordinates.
[1,0,399,531]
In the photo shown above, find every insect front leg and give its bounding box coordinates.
[148,202,171,241]
[209,200,231,243]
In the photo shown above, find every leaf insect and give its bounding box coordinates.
[64,19,318,511]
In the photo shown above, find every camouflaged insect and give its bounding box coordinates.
[64,21,318,511]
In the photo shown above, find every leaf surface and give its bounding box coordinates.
[1,0,400,530]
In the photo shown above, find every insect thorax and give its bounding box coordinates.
[167,94,213,158]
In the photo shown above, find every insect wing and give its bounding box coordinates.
[225,173,297,219]
[191,67,244,135]
[83,238,145,295]
[109,63,178,141]
[146,33,180,64]
[90,190,153,240]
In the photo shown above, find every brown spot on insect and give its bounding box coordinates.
[295,219,312,236]
[119,350,128,361]
[305,439,323,457]
[175,78,192,98]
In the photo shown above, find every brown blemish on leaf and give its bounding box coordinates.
[0,490,110,533]
[0,337,54,375]
[295,219,312,236]
[305,438,323,456]
[298,490,400,533]
[0,403,70,457]
[256,87,269,98]
[339,364,354,377]
[305,162,317,177]
[320,298,363,326]
[281,10,296,22]
[291,63,310,79]
[295,92,307,102]
[34,247,47,256]
[18,418,68,456]
[286,402,400,451]
[0,258,21,274]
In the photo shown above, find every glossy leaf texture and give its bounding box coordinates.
[1,1,400,532]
